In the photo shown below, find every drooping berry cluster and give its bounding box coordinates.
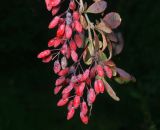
[37,0,135,124]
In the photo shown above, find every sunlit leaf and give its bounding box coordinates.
[99,30,108,51]
[96,20,112,33]
[86,1,107,14]
[80,15,88,29]
[103,12,121,29]
[103,78,120,101]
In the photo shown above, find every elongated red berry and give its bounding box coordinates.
[87,88,96,105]
[50,0,61,7]
[97,79,104,93]
[62,93,70,100]
[53,60,61,73]
[54,85,62,95]
[73,11,80,20]
[67,107,75,120]
[52,6,60,16]
[68,100,73,110]
[48,37,61,47]
[71,50,78,62]
[76,82,85,96]
[96,65,104,77]
[80,112,88,124]
[65,25,72,39]
[69,1,76,10]
[48,16,60,29]
[74,34,83,48]
[73,95,80,108]
[74,20,83,33]
[45,0,52,11]
[94,80,100,94]
[58,68,69,76]
[55,77,65,86]
[42,55,52,63]
[90,67,96,78]
[82,69,90,81]
[66,47,71,59]
[104,66,113,78]
[61,43,68,55]
[62,83,73,94]
[37,50,51,59]
[57,98,68,106]
[57,24,65,37]
[81,101,88,115]
[69,39,77,51]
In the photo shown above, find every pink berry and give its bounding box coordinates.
[87,88,96,105]
[71,50,78,62]
[67,100,73,110]
[74,20,83,33]
[48,16,60,29]
[73,95,80,108]
[54,85,62,95]
[97,79,104,93]
[57,24,65,37]
[74,34,83,48]
[94,80,100,94]
[57,98,68,107]
[37,50,51,59]
[55,77,65,86]
[82,69,90,81]
[81,101,88,115]
[80,112,88,124]
[69,39,77,51]
[51,6,60,16]
[104,66,113,78]
[65,25,73,39]
[73,11,80,20]
[76,82,85,96]
[69,1,76,10]
[96,65,104,77]
[67,107,75,120]
[58,68,69,76]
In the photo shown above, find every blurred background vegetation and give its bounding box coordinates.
[0,0,160,130]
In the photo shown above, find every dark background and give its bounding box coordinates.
[0,0,160,130]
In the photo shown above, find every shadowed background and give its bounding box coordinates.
[0,0,160,130]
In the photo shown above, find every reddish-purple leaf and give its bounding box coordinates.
[103,12,121,29]
[86,1,107,14]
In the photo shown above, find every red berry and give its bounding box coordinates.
[50,0,61,7]
[68,100,73,110]
[73,95,80,108]
[62,83,74,94]
[69,1,76,10]
[58,68,69,76]
[54,85,62,95]
[53,60,61,73]
[67,107,75,120]
[87,88,96,105]
[37,50,51,59]
[48,37,61,47]
[104,66,113,78]
[51,6,60,16]
[57,98,68,107]
[73,11,80,20]
[74,34,83,48]
[45,0,52,11]
[81,101,88,115]
[82,69,90,81]
[61,43,68,55]
[57,24,65,37]
[97,79,104,93]
[74,20,83,33]
[80,112,88,124]
[96,65,104,77]
[69,39,77,51]
[66,46,71,59]
[62,93,70,100]
[71,50,78,62]
[65,25,72,39]
[48,16,60,29]
[90,67,96,78]
[76,82,85,96]
[94,80,100,94]
[42,55,52,63]
[55,77,65,86]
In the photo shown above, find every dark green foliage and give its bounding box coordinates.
[0,0,160,130]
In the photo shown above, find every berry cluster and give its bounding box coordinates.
[37,0,135,124]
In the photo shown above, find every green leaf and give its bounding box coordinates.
[99,51,107,61]
[86,1,107,14]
